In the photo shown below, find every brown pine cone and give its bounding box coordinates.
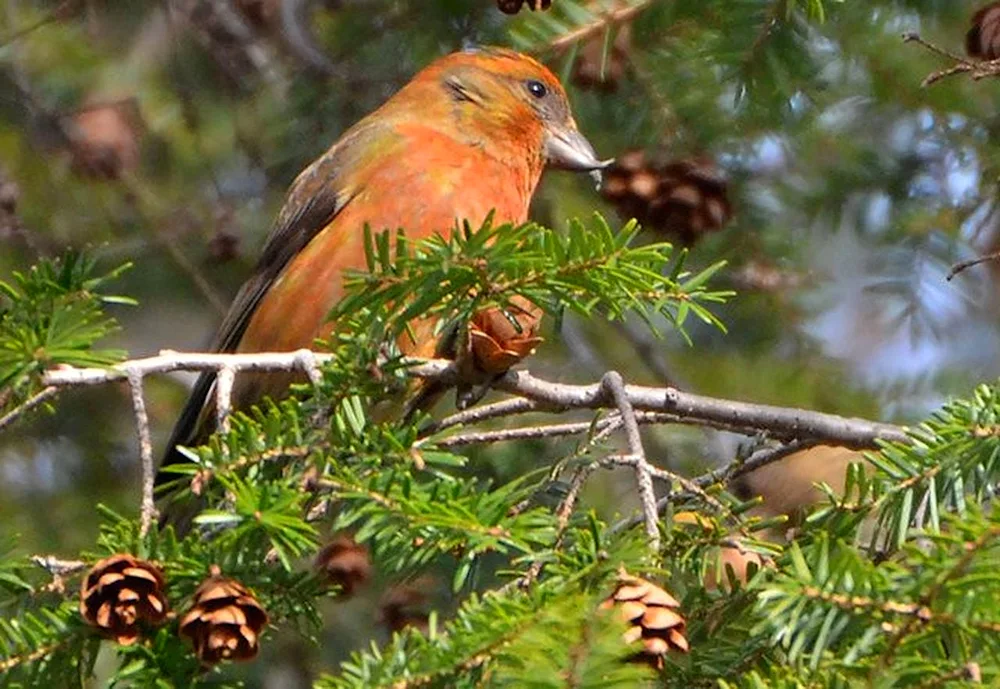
[208,205,242,263]
[68,100,142,181]
[208,229,241,263]
[967,3,1000,60]
[314,535,372,596]
[379,581,431,635]
[234,0,279,29]
[602,151,732,245]
[179,567,268,664]
[468,297,543,375]
[0,176,18,214]
[79,554,169,645]
[573,25,632,91]
[600,571,689,669]
[497,0,551,14]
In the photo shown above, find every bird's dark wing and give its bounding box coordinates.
[157,119,398,485]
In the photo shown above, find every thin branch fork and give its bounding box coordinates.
[601,371,660,548]
[903,32,1000,87]
[947,250,1000,281]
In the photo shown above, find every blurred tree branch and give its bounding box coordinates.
[545,0,653,54]
[904,31,1000,87]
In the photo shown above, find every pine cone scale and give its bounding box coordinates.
[642,606,684,629]
[668,629,690,651]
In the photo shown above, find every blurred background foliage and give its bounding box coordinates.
[2,0,1000,684]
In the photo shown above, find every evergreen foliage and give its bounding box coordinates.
[2,0,1000,687]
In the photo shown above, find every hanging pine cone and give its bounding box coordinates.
[0,175,18,214]
[179,567,268,664]
[234,0,279,29]
[67,100,143,181]
[208,229,240,263]
[602,151,732,245]
[600,571,689,669]
[967,3,1000,60]
[208,205,242,264]
[497,0,551,15]
[79,554,169,645]
[379,580,431,635]
[573,25,632,91]
[468,296,543,375]
[314,535,372,597]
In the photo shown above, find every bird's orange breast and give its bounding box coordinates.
[238,126,538,355]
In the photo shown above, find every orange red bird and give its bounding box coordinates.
[158,47,607,481]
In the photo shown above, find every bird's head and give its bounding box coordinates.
[400,47,610,174]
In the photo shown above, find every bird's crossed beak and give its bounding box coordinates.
[545,125,613,172]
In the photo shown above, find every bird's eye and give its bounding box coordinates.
[526,80,547,98]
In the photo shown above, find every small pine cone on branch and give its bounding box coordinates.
[234,0,279,29]
[0,173,18,215]
[600,571,689,669]
[967,3,1000,60]
[573,25,632,91]
[67,100,143,181]
[602,151,732,245]
[79,554,169,645]
[468,297,544,374]
[179,567,268,664]
[379,580,431,635]
[208,205,242,264]
[314,535,372,597]
[497,0,552,15]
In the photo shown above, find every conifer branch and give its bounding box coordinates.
[24,350,909,453]
[519,419,624,587]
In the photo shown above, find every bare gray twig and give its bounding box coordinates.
[903,32,1000,86]
[0,385,58,432]
[425,397,546,435]
[125,368,157,534]
[215,365,236,435]
[29,555,86,576]
[427,416,620,449]
[602,371,659,548]
[947,250,1000,281]
[693,438,825,490]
